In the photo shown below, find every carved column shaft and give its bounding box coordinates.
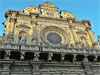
[12,19,16,35]
[70,25,78,45]
[83,55,88,62]
[73,54,77,63]
[14,34,19,44]
[4,51,11,60]
[94,55,98,63]
[31,22,38,45]
[86,28,97,46]
[20,52,25,61]
[48,53,53,62]
[61,54,65,63]
[34,52,40,61]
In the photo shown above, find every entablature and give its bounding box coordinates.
[0,43,100,55]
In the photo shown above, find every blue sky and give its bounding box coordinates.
[0,0,100,42]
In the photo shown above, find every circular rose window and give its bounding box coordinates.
[47,32,62,44]
[40,26,70,46]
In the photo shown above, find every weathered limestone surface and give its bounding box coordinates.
[0,2,100,75]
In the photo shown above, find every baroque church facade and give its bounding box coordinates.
[0,2,100,75]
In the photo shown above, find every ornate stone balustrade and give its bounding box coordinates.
[0,43,100,75]
[0,43,100,55]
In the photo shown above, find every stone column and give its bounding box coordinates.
[31,23,38,45]
[12,19,16,35]
[61,53,65,63]
[73,54,77,63]
[34,52,40,61]
[48,53,53,62]
[4,51,11,60]
[83,55,88,63]
[69,25,79,46]
[86,28,98,47]
[20,51,25,61]
[94,55,98,63]
[14,34,19,44]
[7,19,16,44]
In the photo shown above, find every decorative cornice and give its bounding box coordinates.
[0,43,100,55]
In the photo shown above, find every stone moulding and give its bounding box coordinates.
[0,2,100,75]
[0,43,100,55]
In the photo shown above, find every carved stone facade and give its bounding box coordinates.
[0,2,100,75]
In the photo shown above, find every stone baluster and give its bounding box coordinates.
[94,55,98,63]
[48,53,53,62]
[34,52,40,61]
[83,55,88,63]
[61,53,65,63]
[4,51,11,60]
[20,51,25,61]
[73,54,77,63]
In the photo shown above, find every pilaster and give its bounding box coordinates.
[86,28,97,47]
[30,60,42,75]
[0,60,14,75]
[69,24,79,46]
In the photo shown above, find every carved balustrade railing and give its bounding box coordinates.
[0,43,100,55]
